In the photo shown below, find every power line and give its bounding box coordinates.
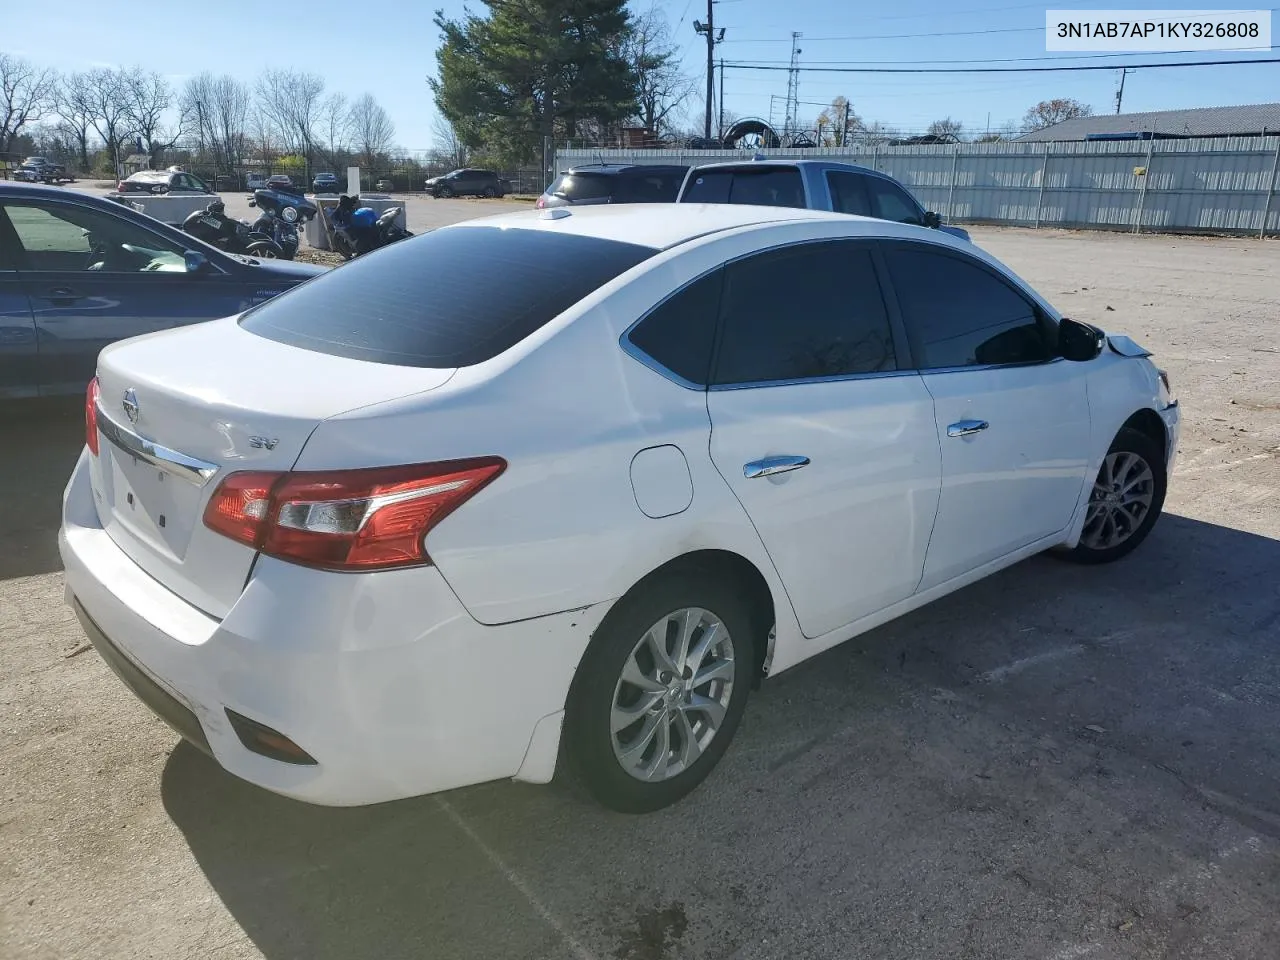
[730,46,1279,66]
[723,56,1280,74]
[725,26,1042,43]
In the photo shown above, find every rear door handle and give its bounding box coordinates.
[946,419,989,438]
[744,455,810,479]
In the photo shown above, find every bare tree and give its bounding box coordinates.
[319,92,351,167]
[84,67,132,176]
[860,121,901,146]
[626,7,694,138]
[1,53,57,151]
[123,68,181,165]
[1023,98,1093,131]
[248,105,279,170]
[816,96,861,147]
[431,113,468,168]
[927,117,964,141]
[57,71,97,172]
[256,69,324,169]
[181,72,250,172]
[349,93,394,169]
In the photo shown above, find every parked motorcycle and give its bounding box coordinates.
[181,200,285,258]
[247,188,318,260]
[326,195,413,260]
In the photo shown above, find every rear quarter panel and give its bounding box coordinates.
[296,226,832,633]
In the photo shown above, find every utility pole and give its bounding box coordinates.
[693,4,725,140]
[718,59,726,139]
[1115,68,1133,114]
[784,32,802,143]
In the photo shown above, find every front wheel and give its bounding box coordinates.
[566,571,756,813]
[1062,426,1167,564]
[245,240,282,259]
[482,185,496,198]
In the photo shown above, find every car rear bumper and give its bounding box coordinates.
[60,449,609,806]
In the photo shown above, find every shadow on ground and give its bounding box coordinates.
[161,514,1280,960]
[0,400,83,581]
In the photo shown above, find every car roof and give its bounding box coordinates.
[564,164,688,177]
[687,158,884,177]
[451,202,907,250]
[127,170,171,179]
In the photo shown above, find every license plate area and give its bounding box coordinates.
[103,445,202,559]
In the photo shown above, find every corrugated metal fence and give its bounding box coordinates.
[558,136,1280,236]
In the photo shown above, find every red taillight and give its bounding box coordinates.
[116,180,125,191]
[202,459,505,571]
[85,377,100,455]
[535,196,545,208]
[203,471,279,547]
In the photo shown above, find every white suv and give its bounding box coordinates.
[60,205,1179,812]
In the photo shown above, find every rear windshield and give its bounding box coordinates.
[681,167,806,208]
[239,226,655,368]
[550,173,615,202]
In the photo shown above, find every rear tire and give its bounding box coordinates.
[482,185,497,198]
[566,570,756,813]
[1061,426,1166,564]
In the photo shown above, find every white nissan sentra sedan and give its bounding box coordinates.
[60,204,1180,813]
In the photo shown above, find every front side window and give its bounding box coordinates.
[884,245,1054,369]
[682,168,806,208]
[826,171,872,216]
[866,178,924,225]
[713,241,896,385]
[2,202,188,273]
[241,226,655,368]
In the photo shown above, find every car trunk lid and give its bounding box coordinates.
[91,317,455,618]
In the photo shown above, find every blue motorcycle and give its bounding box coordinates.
[247,188,318,260]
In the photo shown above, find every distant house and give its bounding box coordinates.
[1017,102,1280,142]
[122,153,151,175]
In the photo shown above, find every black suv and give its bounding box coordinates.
[425,169,508,198]
[535,164,689,208]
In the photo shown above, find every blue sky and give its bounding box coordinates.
[8,0,1279,148]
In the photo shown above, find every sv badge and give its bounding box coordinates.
[248,436,279,450]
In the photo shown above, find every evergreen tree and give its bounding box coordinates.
[431,0,638,165]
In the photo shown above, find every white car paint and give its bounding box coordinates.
[60,204,1180,806]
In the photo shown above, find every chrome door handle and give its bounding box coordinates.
[946,419,989,438]
[744,455,810,479]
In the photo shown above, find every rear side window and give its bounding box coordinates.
[240,227,655,368]
[551,173,615,202]
[714,242,896,385]
[626,269,723,385]
[682,168,806,208]
[884,245,1053,369]
[619,172,683,203]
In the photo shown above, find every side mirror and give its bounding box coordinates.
[1059,316,1105,362]
[183,250,214,274]
[923,210,942,229]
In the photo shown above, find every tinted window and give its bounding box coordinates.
[713,242,895,385]
[682,168,806,208]
[866,178,923,224]
[827,171,871,216]
[627,270,722,385]
[3,202,187,273]
[551,173,615,202]
[241,226,655,368]
[885,246,1053,369]
[620,172,683,203]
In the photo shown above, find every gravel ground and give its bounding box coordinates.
[1,224,1278,960]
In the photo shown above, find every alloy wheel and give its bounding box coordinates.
[1081,451,1155,550]
[610,607,736,782]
